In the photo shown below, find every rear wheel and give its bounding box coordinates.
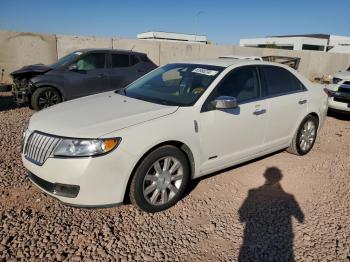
[31,87,61,110]
[287,115,318,155]
[129,145,190,213]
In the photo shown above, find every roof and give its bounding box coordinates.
[177,58,267,68]
[271,34,330,39]
[172,58,299,72]
[74,48,146,56]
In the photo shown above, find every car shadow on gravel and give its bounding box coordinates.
[238,167,304,262]
[184,150,285,198]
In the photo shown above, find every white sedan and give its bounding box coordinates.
[22,59,328,212]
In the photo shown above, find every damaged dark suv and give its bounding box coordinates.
[11,49,157,110]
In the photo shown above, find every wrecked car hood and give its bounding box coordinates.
[28,91,178,138]
[11,64,52,78]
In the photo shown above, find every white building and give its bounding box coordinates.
[137,31,207,44]
[240,34,350,53]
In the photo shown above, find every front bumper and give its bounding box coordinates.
[22,146,138,207]
[328,91,350,112]
[28,172,80,198]
[12,85,30,104]
[326,84,350,112]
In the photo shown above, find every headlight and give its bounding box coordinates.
[53,138,120,157]
[21,120,30,152]
[332,77,342,84]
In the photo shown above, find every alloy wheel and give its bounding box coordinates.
[38,90,60,109]
[299,120,316,152]
[142,156,184,206]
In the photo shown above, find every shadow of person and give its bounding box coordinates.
[238,167,304,262]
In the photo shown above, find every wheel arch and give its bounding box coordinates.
[308,112,319,121]
[30,84,65,101]
[307,112,320,127]
[123,140,195,203]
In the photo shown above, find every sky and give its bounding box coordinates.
[1,0,349,45]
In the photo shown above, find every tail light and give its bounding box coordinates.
[323,88,334,97]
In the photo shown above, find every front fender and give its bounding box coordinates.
[30,75,65,98]
[99,109,201,178]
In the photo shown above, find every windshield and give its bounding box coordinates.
[120,63,224,106]
[50,51,84,69]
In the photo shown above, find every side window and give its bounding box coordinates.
[76,53,105,70]
[262,66,303,96]
[130,55,139,66]
[215,67,260,103]
[111,54,130,68]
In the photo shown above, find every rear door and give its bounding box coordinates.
[259,66,308,148]
[107,53,148,90]
[64,52,108,99]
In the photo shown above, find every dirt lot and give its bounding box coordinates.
[0,91,349,262]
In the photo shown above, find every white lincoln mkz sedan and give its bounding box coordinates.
[22,59,328,212]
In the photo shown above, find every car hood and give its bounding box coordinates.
[11,64,52,78]
[333,70,350,80]
[29,92,178,138]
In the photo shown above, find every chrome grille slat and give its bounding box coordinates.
[40,138,54,164]
[43,138,60,163]
[33,135,45,161]
[30,133,40,158]
[38,137,50,164]
[24,132,61,166]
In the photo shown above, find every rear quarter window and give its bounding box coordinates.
[261,66,305,96]
[140,55,152,63]
[130,55,139,66]
[111,54,130,67]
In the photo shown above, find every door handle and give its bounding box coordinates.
[253,109,267,115]
[98,73,106,78]
[298,99,307,104]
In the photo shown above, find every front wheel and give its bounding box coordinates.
[129,145,190,213]
[287,115,319,155]
[31,87,62,111]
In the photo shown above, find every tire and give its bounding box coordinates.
[31,87,62,111]
[129,145,190,213]
[287,115,319,156]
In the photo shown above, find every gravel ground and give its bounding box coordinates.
[0,91,349,262]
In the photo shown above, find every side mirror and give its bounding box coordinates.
[68,64,78,71]
[210,96,238,110]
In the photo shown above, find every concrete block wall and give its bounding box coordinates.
[56,34,113,58]
[113,38,160,65]
[1,30,350,84]
[0,31,57,83]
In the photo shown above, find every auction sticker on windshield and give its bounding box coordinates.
[192,68,219,76]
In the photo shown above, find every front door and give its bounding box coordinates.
[198,66,268,173]
[64,52,109,99]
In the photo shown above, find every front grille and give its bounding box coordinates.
[24,132,61,166]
